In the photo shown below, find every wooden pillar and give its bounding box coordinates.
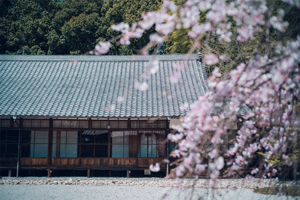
[88,118,92,129]
[56,131,61,158]
[127,118,131,129]
[127,170,130,178]
[87,169,90,178]
[8,169,12,177]
[47,118,53,177]
[108,131,111,166]
[136,130,139,167]
[166,118,170,176]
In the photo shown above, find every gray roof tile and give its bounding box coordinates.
[0,54,209,118]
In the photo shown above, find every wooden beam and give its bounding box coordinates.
[127,169,130,178]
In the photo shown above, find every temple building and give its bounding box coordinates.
[0,54,214,177]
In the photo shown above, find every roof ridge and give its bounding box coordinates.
[0,54,199,62]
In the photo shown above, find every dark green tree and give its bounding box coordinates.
[1,0,162,55]
[99,0,162,55]
[48,0,104,54]
[1,0,60,54]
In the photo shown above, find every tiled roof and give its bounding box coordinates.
[0,54,209,118]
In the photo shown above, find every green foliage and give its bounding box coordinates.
[1,0,162,55]
[254,186,300,196]
[1,0,60,54]
[2,0,298,56]
[164,11,206,55]
[100,0,162,55]
[164,0,300,76]
[164,28,193,54]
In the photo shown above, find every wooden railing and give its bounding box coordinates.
[52,158,80,166]
[19,157,166,168]
[109,158,137,166]
[21,158,47,166]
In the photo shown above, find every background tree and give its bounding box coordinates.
[1,0,60,54]
[0,0,162,55]
[100,0,162,55]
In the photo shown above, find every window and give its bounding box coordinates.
[119,121,127,128]
[0,120,10,128]
[139,132,158,158]
[101,121,108,129]
[60,131,78,157]
[157,121,166,128]
[131,121,139,129]
[23,120,31,127]
[53,120,88,128]
[32,120,40,127]
[110,121,118,129]
[62,121,78,128]
[92,121,101,128]
[41,120,49,128]
[0,130,18,157]
[52,130,109,158]
[81,131,108,157]
[80,121,88,128]
[138,131,166,158]
[139,121,148,129]
[131,121,166,129]
[111,131,130,158]
[92,121,127,129]
[21,131,48,157]
[21,120,49,128]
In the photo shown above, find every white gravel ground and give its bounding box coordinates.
[0,177,299,200]
[1,184,299,200]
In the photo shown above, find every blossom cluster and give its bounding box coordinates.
[93,0,300,185]
[169,36,300,184]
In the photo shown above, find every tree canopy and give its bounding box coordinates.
[0,0,162,55]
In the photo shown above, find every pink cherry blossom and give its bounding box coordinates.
[150,33,164,43]
[215,157,224,170]
[111,22,129,33]
[95,42,111,54]
[134,81,148,91]
[180,102,189,111]
[150,163,160,172]
[117,96,124,103]
[170,72,180,83]
[203,54,219,65]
